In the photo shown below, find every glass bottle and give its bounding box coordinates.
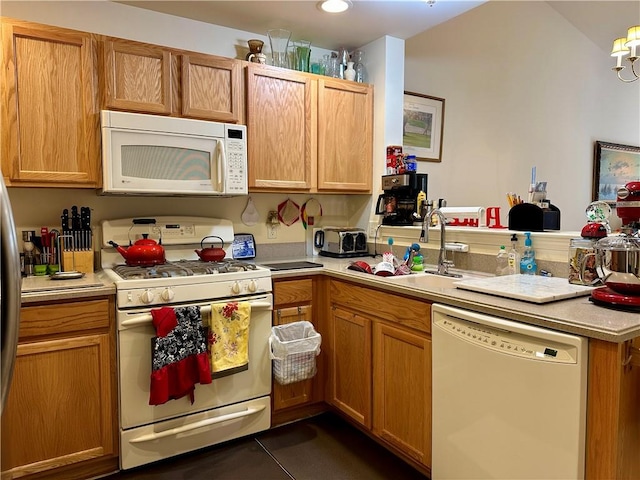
[352,50,366,83]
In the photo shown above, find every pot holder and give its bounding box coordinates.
[241,196,260,226]
[277,198,300,226]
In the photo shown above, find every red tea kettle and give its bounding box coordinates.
[108,234,166,266]
[194,236,227,262]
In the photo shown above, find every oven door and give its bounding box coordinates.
[117,294,272,430]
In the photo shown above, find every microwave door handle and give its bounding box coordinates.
[214,139,225,193]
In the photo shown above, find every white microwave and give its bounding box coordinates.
[100,110,247,196]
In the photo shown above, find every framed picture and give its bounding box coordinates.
[403,92,445,162]
[592,141,640,203]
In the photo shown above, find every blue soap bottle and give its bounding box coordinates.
[520,232,537,275]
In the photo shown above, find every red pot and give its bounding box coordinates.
[108,234,165,266]
[195,236,226,262]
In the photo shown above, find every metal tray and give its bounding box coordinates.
[260,261,323,271]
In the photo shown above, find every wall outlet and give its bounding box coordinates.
[267,225,277,239]
[368,221,379,238]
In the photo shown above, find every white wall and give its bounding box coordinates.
[404,1,640,231]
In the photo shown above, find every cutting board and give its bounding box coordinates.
[453,275,594,304]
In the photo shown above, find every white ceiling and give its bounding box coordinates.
[116,0,639,53]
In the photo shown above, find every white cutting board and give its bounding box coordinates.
[453,275,594,304]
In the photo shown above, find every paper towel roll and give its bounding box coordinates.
[438,207,486,227]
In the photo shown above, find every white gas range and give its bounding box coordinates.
[101,217,273,470]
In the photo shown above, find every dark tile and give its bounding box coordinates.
[257,412,428,480]
[103,437,291,480]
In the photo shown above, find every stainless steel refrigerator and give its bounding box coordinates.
[1,175,21,414]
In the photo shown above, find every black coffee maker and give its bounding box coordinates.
[375,173,428,226]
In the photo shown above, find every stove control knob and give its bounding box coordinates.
[232,281,242,294]
[161,287,175,302]
[140,289,155,304]
[248,279,258,293]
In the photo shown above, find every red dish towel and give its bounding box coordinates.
[149,306,212,406]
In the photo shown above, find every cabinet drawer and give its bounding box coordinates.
[274,279,313,306]
[20,299,111,339]
[330,280,431,334]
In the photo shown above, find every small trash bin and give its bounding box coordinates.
[269,321,321,385]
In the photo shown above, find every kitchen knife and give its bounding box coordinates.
[61,209,70,251]
[81,206,92,251]
[71,206,80,250]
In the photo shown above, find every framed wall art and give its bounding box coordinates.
[403,92,445,162]
[592,141,640,204]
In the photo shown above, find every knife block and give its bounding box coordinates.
[60,236,94,274]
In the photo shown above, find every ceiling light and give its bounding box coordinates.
[611,25,640,82]
[318,0,352,14]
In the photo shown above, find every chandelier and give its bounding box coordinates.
[611,25,640,82]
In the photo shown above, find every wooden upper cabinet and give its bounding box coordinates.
[102,39,242,123]
[102,38,172,114]
[246,64,315,191]
[318,79,373,193]
[1,19,101,187]
[181,53,241,122]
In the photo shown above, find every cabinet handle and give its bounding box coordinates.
[129,404,266,443]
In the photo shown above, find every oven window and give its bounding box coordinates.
[121,145,211,181]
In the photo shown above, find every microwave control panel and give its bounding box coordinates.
[225,126,247,194]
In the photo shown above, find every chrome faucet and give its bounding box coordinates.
[420,203,458,276]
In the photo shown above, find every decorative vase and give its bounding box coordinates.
[344,61,356,81]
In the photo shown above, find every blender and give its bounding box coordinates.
[589,182,640,309]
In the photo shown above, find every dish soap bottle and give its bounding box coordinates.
[520,232,537,275]
[507,234,521,275]
[496,246,509,276]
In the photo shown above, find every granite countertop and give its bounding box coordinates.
[265,255,640,343]
[20,257,639,342]
[20,271,115,304]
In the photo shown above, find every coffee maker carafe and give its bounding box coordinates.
[375,173,428,226]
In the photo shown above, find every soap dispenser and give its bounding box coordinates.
[520,232,537,275]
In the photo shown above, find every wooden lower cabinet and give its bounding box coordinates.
[373,322,431,467]
[1,296,118,480]
[328,279,432,472]
[271,278,325,425]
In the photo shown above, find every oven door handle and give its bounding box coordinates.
[129,404,267,443]
[121,301,272,328]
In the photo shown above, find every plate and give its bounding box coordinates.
[50,271,85,280]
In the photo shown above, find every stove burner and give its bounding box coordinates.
[112,259,257,280]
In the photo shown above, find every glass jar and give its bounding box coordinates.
[568,238,599,285]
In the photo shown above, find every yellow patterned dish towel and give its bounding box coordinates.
[208,302,251,377]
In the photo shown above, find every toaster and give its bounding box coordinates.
[314,227,368,257]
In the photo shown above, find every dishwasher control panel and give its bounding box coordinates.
[434,316,577,364]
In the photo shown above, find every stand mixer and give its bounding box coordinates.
[589,182,640,309]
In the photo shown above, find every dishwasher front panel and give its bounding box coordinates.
[431,304,588,480]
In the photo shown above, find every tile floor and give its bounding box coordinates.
[104,412,428,479]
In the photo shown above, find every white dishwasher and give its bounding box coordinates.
[431,304,588,480]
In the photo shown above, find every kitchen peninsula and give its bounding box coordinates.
[8,260,640,479]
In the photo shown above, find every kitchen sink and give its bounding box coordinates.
[379,270,491,289]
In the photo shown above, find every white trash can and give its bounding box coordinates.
[269,321,321,385]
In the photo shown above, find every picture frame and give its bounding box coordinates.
[403,92,445,162]
[592,141,640,204]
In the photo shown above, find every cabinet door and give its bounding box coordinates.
[246,65,315,191]
[317,78,373,193]
[373,322,432,467]
[102,38,172,114]
[273,305,314,410]
[1,334,114,478]
[1,20,100,187]
[329,306,372,428]
[181,54,241,123]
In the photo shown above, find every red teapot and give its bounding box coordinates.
[108,234,166,266]
[195,236,227,262]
